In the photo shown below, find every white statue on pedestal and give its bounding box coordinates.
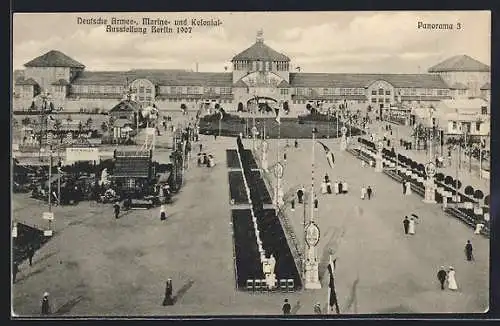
[340,127,347,151]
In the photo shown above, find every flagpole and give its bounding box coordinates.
[326,254,332,314]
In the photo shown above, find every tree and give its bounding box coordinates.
[474,190,484,200]
[101,122,108,133]
[464,186,474,196]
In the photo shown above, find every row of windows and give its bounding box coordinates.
[233,60,290,71]
[67,85,456,97]
[371,98,392,103]
[163,98,232,104]
[451,121,481,132]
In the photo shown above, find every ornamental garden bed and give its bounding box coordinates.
[231,209,265,289]
[226,149,240,169]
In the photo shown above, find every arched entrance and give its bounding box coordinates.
[246,97,277,114]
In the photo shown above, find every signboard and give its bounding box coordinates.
[44,230,53,237]
[425,162,436,177]
[274,162,284,178]
[305,222,320,247]
[43,212,54,221]
[66,147,99,163]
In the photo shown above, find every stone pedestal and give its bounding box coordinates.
[304,248,321,289]
[423,177,437,203]
[340,136,347,151]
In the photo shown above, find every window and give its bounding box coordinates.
[385,90,391,95]
[145,88,152,94]
[481,107,488,115]
[378,88,384,95]
[280,89,289,95]
[378,98,384,103]
[476,122,481,131]
[371,98,377,103]
[296,88,304,96]
[139,87,145,93]
[458,89,466,96]
[385,98,390,103]
[372,90,377,95]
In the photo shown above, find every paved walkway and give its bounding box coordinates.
[363,120,489,194]
[246,137,489,313]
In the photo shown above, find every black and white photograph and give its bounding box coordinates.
[11,11,491,316]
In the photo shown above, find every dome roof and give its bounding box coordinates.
[428,55,489,73]
[232,31,290,62]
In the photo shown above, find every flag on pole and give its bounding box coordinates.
[317,141,335,168]
[274,107,281,124]
[327,255,338,313]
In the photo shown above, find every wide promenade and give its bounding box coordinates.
[247,136,489,313]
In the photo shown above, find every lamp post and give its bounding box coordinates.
[304,127,321,289]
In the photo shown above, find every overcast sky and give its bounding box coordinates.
[13,11,490,74]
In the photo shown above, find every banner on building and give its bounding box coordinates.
[66,147,99,163]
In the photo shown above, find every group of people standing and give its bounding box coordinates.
[403,215,418,235]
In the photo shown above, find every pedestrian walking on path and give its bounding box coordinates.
[113,202,121,219]
[297,187,304,204]
[160,205,166,221]
[402,182,406,195]
[162,279,174,306]
[409,217,416,235]
[294,139,298,148]
[437,266,447,290]
[367,186,373,200]
[41,292,51,315]
[465,240,474,261]
[360,186,366,200]
[282,298,291,315]
[313,302,322,314]
[403,216,410,234]
[447,267,458,291]
[27,244,35,266]
[199,143,203,152]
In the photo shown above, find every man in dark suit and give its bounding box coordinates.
[367,186,373,200]
[403,216,410,235]
[437,267,447,290]
[465,240,474,261]
[282,299,291,315]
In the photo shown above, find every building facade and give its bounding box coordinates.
[13,32,490,116]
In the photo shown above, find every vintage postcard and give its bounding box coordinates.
[11,11,490,317]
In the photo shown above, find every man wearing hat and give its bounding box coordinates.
[282,298,291,315]
[41,292,51,315]
[113,201,120,219]
[437,267,447,290]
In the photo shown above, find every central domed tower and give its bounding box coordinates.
[231,30,291,84]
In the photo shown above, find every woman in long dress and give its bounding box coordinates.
[447,267,458,290]
[408,217,416,235]
[360,186,366,199]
